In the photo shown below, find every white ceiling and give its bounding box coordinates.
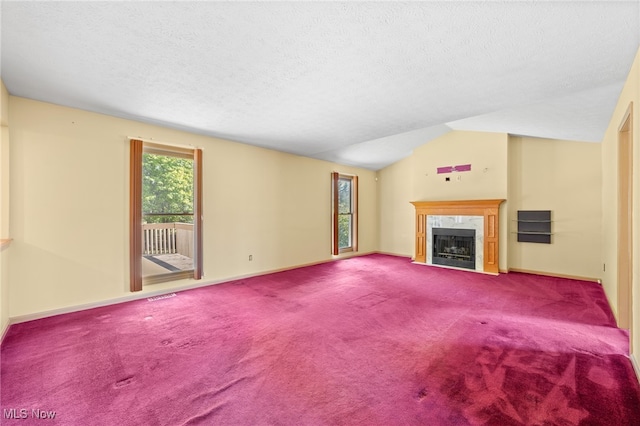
[1,1,639,170]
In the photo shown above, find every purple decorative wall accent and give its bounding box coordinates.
[437,164,472,174]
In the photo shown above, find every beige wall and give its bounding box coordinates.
[411,131,509,202]
[508,136,602,279]
[378,129,605,280]
[601,47,640,355]
[378,156,414,256]
[7,97,378,319]
[378,130,509,270]
[1,80,10,336]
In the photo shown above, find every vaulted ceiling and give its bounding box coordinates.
[2,2,639,170]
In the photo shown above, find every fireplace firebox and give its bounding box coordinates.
[432,228,476,270]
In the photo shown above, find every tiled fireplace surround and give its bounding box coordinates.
[410,200,505,275]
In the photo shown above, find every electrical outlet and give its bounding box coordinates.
[249,255,253,261]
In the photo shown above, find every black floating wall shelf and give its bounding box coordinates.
[517,210,552,244]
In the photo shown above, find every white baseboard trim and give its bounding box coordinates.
[8,251,378,325]
[507,268,600,283]
[0,319,10,345]
[375,251,412,259]
[631,353,640,383]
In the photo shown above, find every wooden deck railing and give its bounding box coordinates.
[142,223,193,258]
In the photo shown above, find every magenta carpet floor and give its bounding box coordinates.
[2,254,639,425]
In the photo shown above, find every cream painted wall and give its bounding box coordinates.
[601,47,640,356]
[8,97,377,318]
[1,79,10,336]
[508,136,602,279]
[378,156,414,256]
[378,130,509,270]
[411,131,508,202]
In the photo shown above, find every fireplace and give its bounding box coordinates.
[410,199,505,274]
[432,228,476,270]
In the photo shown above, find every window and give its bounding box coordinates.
[331,172,358,255]
[130,139,203,291]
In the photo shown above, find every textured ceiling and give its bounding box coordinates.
[1,2,639,170]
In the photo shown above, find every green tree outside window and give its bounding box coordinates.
[142,153,194,224]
